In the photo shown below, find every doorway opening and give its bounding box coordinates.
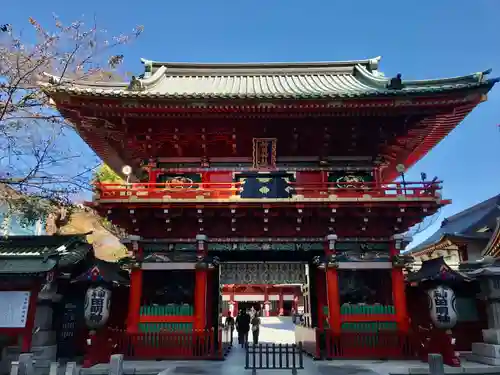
[283,301,293,316]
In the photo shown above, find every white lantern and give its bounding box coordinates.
[84,286,112,328]
[427,285,458,329]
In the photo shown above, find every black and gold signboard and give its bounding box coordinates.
[252,138,277,169]
[156,173,202,190]
[327,171,374,189]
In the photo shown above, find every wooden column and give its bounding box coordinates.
[146,159,158,183]
[316,269,326,330]
[127,240,143,333]
[230,286,236,316]
[194,234,208,330]
[391,234,409,333]
[325,234,341,333]
[278,291,284,316]
[264,286,269,317]
[458,244,469,262]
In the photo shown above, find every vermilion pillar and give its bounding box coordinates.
[127,240,143,333]
[278,291,284,315]
[391,234,409,333]
[325,234,341,333]
[230,286,236,316]
[264,286,269,317]
[194,234,208,330]
[316,269,327,330]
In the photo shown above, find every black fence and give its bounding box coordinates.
[245,342,304,374]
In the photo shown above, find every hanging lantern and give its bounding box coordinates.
[84,286,112,328]
[427,285,458,329]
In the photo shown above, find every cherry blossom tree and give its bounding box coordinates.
[0,16,142,224]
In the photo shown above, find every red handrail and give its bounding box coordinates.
[94,180,442,201]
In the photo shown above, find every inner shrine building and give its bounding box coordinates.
[42,56,498,359]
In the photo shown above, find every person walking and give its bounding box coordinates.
[225,311,235,345]
[251,312,261,345]
[236,309,250,347]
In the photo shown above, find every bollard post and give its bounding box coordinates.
[18,354,34,375]
[428,353,444,375]
[109,354,124,375]
[245,343,250,369]
[10,361,19,375]
[298,342,304,369]
[49,362,58,375]
[65,362,78,375]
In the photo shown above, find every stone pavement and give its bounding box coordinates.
[81,317,500,375]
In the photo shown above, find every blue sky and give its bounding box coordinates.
[5,0,500,247]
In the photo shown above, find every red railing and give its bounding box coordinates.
[323,331,418,359]
[85,328,224,365]
[95,180,441,201]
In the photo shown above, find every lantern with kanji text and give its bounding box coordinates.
[84,286,112,328]
[427,285,458,329]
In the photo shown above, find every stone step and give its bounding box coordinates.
[31,345,57,361]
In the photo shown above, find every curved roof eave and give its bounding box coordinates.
[356,64,498,88]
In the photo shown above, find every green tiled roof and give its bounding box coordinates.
[0,234,91,275]
[42,56,498,99]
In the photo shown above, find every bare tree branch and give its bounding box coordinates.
[0,17,142,223]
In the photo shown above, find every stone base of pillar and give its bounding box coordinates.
[483,328,500,345]
[468,342,500,365]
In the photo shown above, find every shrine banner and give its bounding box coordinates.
[84,286,112,328]
[252,138,277,169]
[235,172,294,198]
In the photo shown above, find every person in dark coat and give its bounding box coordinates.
[225,311,235,345]
[251,311,261,345]
[236,309,250,347]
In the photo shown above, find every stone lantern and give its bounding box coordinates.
[467,259,500,365]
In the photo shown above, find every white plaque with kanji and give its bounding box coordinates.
[0,291,30,328]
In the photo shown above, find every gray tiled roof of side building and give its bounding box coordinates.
[0,234,91,274]
[408,194,500,254]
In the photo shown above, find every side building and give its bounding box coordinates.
[408,193,500,270]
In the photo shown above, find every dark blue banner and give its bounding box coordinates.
[236,172,295,198]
